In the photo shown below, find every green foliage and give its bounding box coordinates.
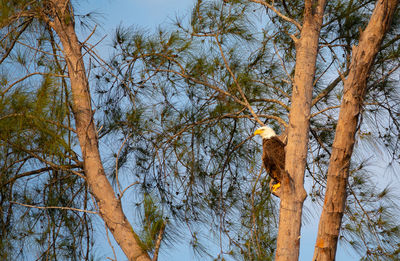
[343,166,400,260]
[138,194,167,253]
[0,77,91,259]
[239,178,277,260]
[2,0,400,260]
[0,74,70,157]
[0,4,93,258]
[95,0,400,259]
[95,1,290,258]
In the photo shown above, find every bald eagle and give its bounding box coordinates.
[254,126,286,196]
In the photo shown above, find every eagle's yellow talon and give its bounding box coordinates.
[272,183,281,192]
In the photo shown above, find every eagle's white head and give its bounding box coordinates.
[254,126,276,139]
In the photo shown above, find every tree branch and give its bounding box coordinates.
[152,221,167,261]
[215,34,264,126]
[10,201,98,214]
[1,72,68,96]
[311,72,347,107]
[249,0,302,31]
[2,165,81,187]
[0,19,32,65]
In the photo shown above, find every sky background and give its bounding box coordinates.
[77,1,359,260]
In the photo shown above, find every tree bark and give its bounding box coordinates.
[276,1,326,260]
[313,1,399,260]
[48,1,151,260]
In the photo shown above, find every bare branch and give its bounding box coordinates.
[249,0,302,31]
[2,165,81,187]
[10,201,98,214]
[152,221,167,261]
[256,114,288,127]
[1,72,68,96]
[154,68,249,107]
[273,41,293,82]
[347,185,384,250]
[311,73,346,107]
[81,25,97,47]
[115,133,132,196]
[214,34,264,126]
[254,80,291,99]
[0,113,76,133]
[16,40,65,58]
[311,105,341,118]
[21,149,85,180]
[105,224,117,261]
[0,19,32,65]
[310,128,331,156]
[250,98,290,111]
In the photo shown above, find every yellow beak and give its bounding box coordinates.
[254,129,263,136]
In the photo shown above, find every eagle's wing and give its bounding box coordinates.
[262,137,285,182]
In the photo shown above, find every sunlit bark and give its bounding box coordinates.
[276,1,327,260]
[313,0,399,260]
[48,1,151,260]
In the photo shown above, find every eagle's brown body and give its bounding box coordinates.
[254,126,286,196]
[262,136,286,186]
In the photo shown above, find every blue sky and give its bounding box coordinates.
[78,1,359,260]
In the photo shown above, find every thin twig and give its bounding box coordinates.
[16,40,65,58]
[152,220,167,261]
[0,19,32,65]
[254,80,291,99]
[10,201,98,214]
[2,165,80,187]
[313,58,335,87]
[154,68,249,108]
[81,25,97,46]
[81,33,107,58]
[115,133,132,196]
[311,72,347,107]
[120,181,140,199]
[310,128,331,157]
[250,167,264,258]
[311,105,341,118]
[214,34,264,126]
[105,224,117,261]
[22,149,86,180]
[255,114,288,127]
[250,98,290,111]
[273,41,292,82]
[249,0,302,31]
[0,112,76,136]
[1,72,68,96]
[348,185,384,251]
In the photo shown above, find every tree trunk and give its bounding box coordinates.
[276,1,326,260]
[313,1,398,260]
[48,1,151,260]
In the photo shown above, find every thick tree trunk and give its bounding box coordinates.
[276,1,326,260]
[48,1,151,260]
[313,1,398,260]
